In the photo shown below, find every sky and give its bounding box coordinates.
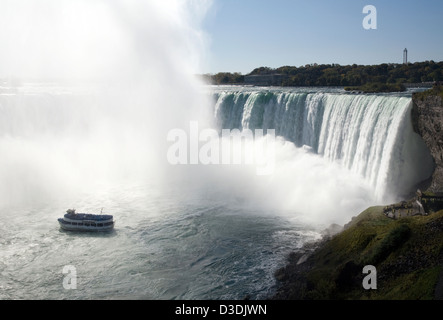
[0,0,441,79]
[201,0,443,74]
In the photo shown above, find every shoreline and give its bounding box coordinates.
[269,206,443,300]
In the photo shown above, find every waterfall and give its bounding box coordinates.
[213,89,434,201]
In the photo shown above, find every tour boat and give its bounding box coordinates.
[58,209,115,232]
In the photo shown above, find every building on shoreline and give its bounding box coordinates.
[384,189,443,219]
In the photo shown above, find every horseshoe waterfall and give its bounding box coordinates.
[213,88,434,203]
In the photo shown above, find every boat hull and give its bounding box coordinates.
[58,218,115,232]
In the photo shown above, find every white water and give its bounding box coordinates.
[0,0,436,300]
[0,84,435,299]
[213,88,434,204]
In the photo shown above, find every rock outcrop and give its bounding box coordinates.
[272,207,443,300]
[412,86,443,192]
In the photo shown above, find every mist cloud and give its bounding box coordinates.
[0,0,211,80]
[0,0,213,209]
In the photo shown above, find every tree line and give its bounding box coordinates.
[202,61,443,87]
[200,72,244,85]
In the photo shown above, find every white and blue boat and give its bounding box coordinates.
[58,209,115,232]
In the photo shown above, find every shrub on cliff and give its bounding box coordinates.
[364,223,411,265]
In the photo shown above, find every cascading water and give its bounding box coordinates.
[0,0,436,301]
[213,88,434,203]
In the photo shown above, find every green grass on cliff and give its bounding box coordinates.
[294,207,443,300]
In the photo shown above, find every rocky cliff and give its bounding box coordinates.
[412,85,443,192]
[272,206,443,300]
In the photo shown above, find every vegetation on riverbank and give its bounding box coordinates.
[414,83,443,101]
[273,206,443,300]
[344,82,406,93]
[200,72,244,85]
[202,60,443,88]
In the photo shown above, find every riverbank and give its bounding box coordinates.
[344,82,406,93]
[272,206,443,299]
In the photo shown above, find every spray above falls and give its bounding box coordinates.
[0,1,213,209]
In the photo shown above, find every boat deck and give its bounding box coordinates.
[64,213,113,221]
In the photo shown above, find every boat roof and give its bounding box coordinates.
[64,213,113,221]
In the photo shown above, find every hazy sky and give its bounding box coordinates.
[0,0,210,80]
[0,1,441,78]
[202,0,443,74]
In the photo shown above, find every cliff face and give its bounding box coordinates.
[412,88,443,192]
